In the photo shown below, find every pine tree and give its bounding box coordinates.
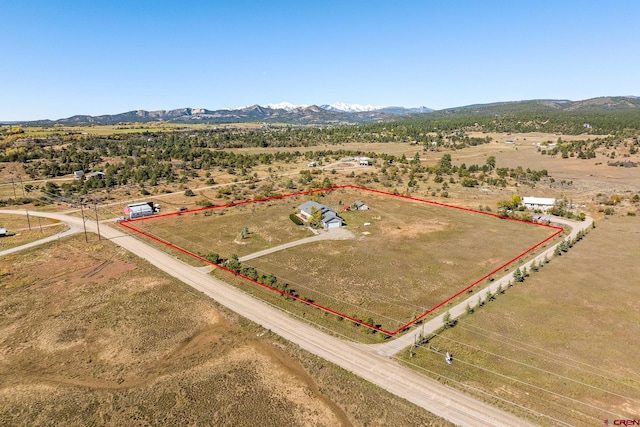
[514,267,524,282]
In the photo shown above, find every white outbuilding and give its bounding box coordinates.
[124,202,154,219]
[522,196,556,211]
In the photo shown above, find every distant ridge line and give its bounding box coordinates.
[5,96,639,125]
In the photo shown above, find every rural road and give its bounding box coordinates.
[0,208,562,427]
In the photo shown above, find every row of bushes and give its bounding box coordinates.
[289,213,303,225]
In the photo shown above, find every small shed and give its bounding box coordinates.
[358,157,371,166]
[74,170,85,180]
[0,228,7,237]
[353,201,369,210]
[86,171,106,179]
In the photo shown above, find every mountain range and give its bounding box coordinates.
[12,97,640,126]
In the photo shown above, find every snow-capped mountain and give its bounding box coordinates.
[15,97,640,125]
[263,102,307,111]
[320,102,388,113]
[260,102,383,112]
[259,102,432,114]
[22,102,434,125]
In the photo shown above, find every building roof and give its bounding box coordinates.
[125,202,153,215]
[299,201,325,215]
[354,200,366,207]
[299,201,345,226]
[0,228,7,235]
[323,215,345,225]
[128,204,153,213]
[522,196,556,206]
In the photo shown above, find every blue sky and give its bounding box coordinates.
[2,1,639,121]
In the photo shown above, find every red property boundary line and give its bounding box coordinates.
[120,184,563,336]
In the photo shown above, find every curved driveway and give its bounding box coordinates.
[0,208,565,427]
[239,227,354,262]
[0,221,80,257]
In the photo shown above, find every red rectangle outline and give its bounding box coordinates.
[120,184,563,336]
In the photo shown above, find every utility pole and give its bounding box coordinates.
[26,210,31,230]
[94,204,101,240]
[10,176,17,198]
[19,175,25,198]
[80,204,88,242]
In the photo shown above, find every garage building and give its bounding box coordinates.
[124,202,154,219]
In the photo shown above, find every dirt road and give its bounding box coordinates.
[239,227,354,262]
[0,209,537,426]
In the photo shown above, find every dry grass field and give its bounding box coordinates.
[0,234,450,426]
[138,197,315,259]
[0,214,64,251]
[2,127,639,425]
[134,187,559,335]
[398,214,640,426]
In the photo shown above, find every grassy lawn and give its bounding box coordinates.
[398,215,640,426]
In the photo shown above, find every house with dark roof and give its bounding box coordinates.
[299,201,346,229]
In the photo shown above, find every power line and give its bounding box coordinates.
[397,356,576,427]
[459,323,640,390]
[428,331,640,403]
[411,341,625,420]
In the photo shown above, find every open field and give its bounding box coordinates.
[136,196,315,259]
[0,213,64,250]
[2,124,639,424]
[398,214,640,426]
[0,234,450,426]
[128,186,560,335]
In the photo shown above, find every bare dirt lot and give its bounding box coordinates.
[0,235,449,426]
